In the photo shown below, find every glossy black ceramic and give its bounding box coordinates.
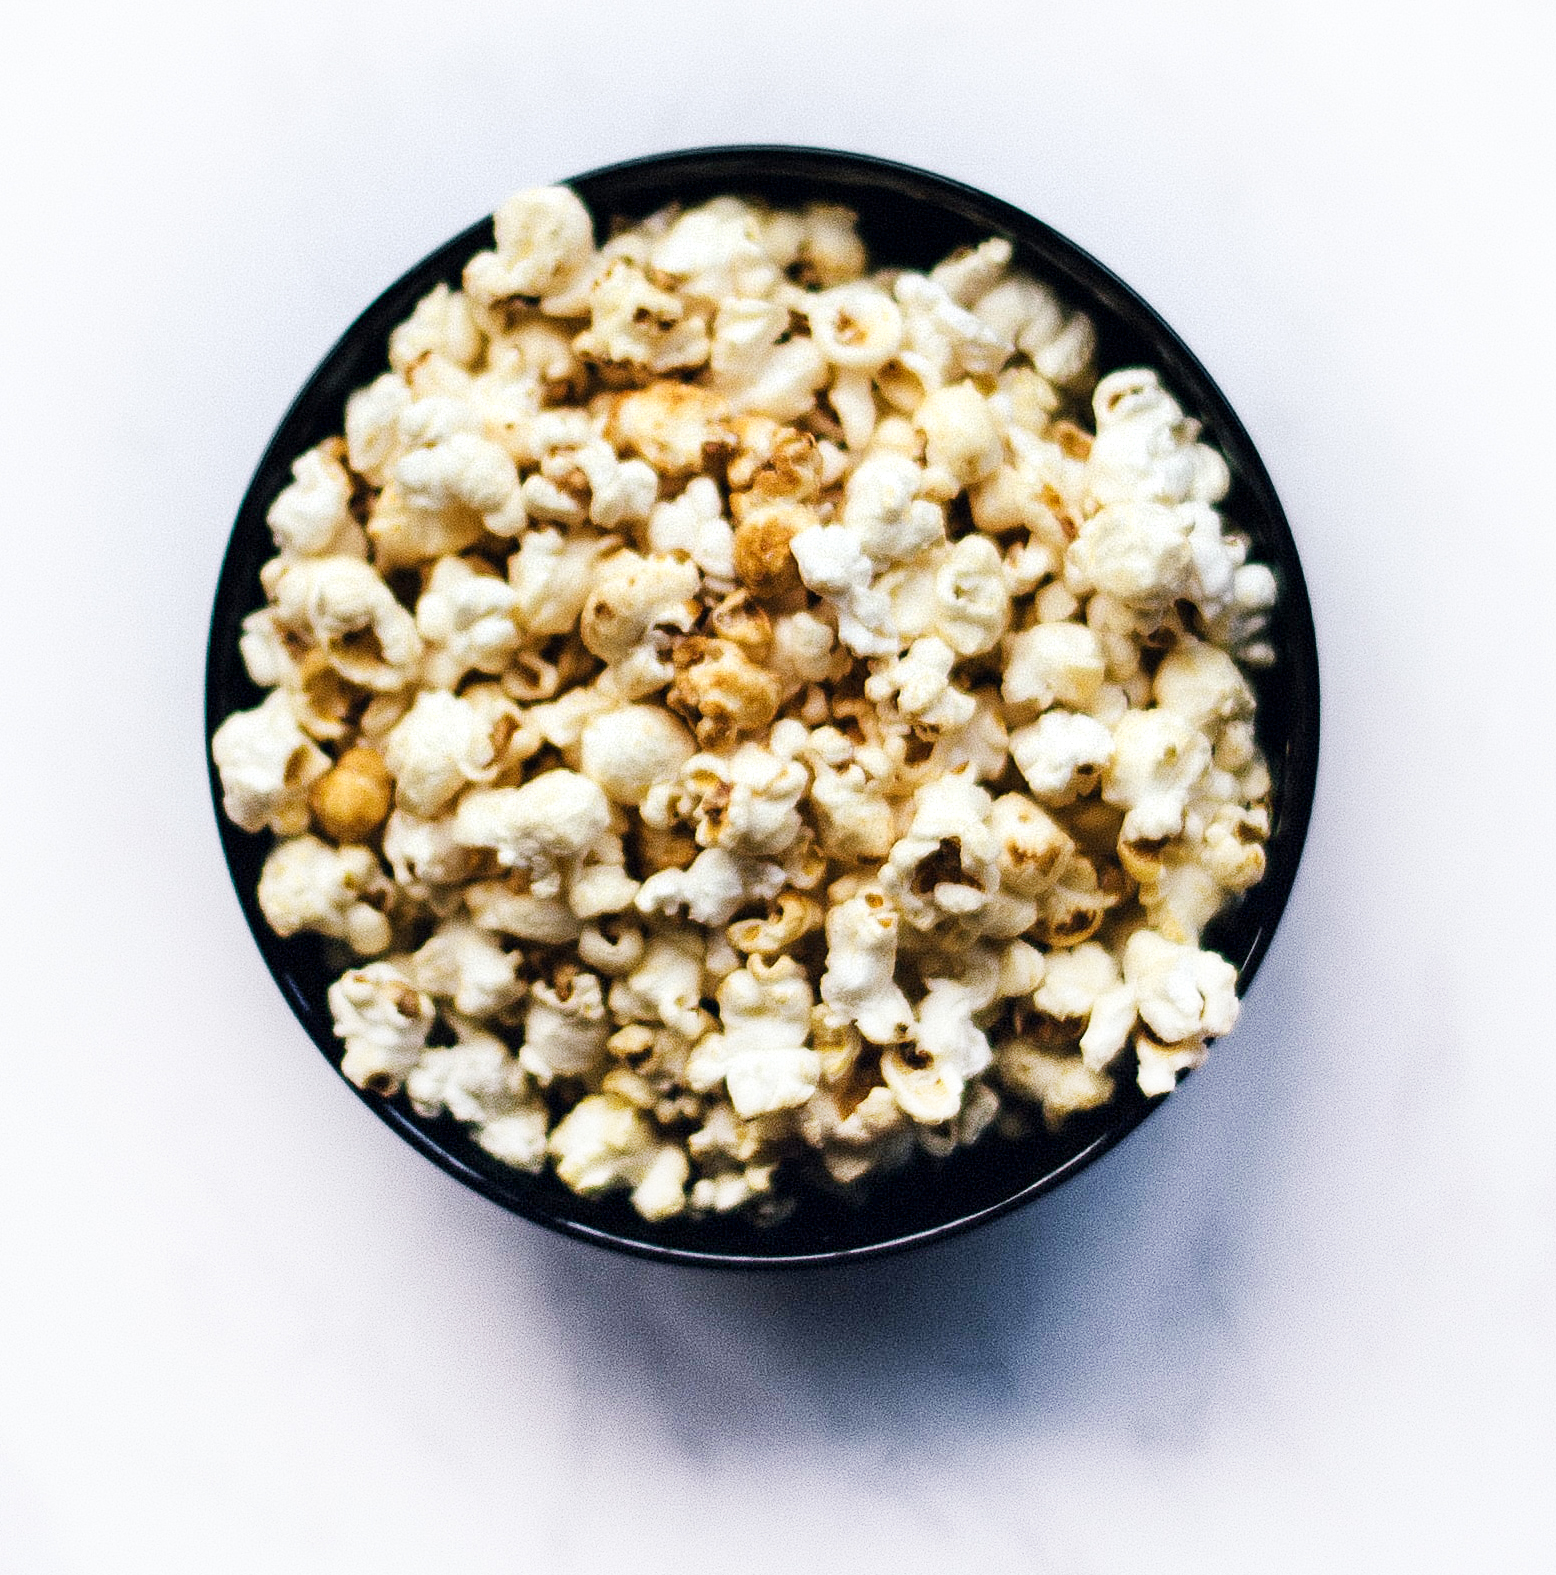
[206,146,1320,1267]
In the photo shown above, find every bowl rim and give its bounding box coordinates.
[205,143,1320,1269]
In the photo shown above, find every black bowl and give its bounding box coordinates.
[206,146,1320,1268]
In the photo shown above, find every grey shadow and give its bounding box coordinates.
[477,916,1321,1456]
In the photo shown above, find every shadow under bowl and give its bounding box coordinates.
[206,145,1320,1268]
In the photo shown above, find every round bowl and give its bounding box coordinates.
[206,146,1320,1268]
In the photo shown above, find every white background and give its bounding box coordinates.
[2,2,1553,1570]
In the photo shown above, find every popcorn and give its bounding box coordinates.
[882,772,1002,929]
[266,442,367,560]
[841,453,945,566]
[790,523,898,657]
[647,476,737,582]
[1002,622,1106,713]
[687,956,819,1118]
[415,557,522,689]
[406,1023,530,1127]
[914,381,1003,488]
[408,921,524,1018]
[258,835,392,955]
[578,704,697,806]
[804,282,904,371]
[522,970,609,1082]
[271,556,423,691]
[866,636,976,731]
[216,185,1276,1222]
[463,185,596,308]
[212,690,330,836]
[453,770,611,899]
[819,888,914,1046]
[328,962,434,1094]
[308,744,393,846]
[1103,707,1214,841]
[382,689,509,817]
[1009,709,1114,804]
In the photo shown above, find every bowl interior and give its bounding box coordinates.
[206,147,1319,1267]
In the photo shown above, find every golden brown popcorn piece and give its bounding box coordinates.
[606,381,736,477]
[310,745,394,844]
[666,636,783,749]
[732,505,808,604]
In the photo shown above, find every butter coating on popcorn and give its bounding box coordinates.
[216,184,1278,1221]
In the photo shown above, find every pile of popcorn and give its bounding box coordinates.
[213,186,1278,1223]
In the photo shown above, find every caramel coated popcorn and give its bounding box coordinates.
[213,186,1278,1222]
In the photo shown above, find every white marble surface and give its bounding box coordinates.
[2,2,1553,1569]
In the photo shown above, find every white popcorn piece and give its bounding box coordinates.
[579,550,701,667]
[646,475,737,582]
[1134,1036,1210,1099]
[931,237,1013,306]
[915,381,1003,489]
[344,374,412,487]
[272,556,422,691]
[865,636,976,731]
[574,259,710,375]
[453,770,611,900]
[929,535,1010,657]
[522,971,609,1082]
[266,442,367,560]
[465,880,583,945]
[804,281,904,370]
[609,934,708,1040]
[635,847,786,929]
[463,186,596,307]
[388,284,484,374]
[710,295,789,387]
[1088,368,1230,508]
[995,1041,1114,1129]
[1002,622,1107,713]
[682,743,810,858]
[1066,499,1198,612]
[211,690,329,836]
[631,1145,692,1221]
[841,452,946,566]
[382,689,506,817]
[729,336,831,422]
[913,976,994,1079]
[547,1094,664,1196]
[415,557,522,689]
[1009,709,1114,804]
[328,961,435,1094]
[408,921,524,1018]
[819,888,914,1046]
[989,793,1072,898]
[789,523,899,657]
[506,527,615,638]
[381,807,477,900]
[808,759,896,864]
[406,1023,528,1125]
[882,772,1001,929]
[1034,941,1121,1022]
[258,835,392,955]
[687,956,819,1118]
[651,197,778,306]
[1103,707,1213,841]
[880,1047,965,1124]
[1152,637,1254,734]
[395,431,519,520]
[894,272,1012,382]
[578,704,697,807]
[1122,929,1240,1046]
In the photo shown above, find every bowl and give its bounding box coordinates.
[206,146,1320,1267]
